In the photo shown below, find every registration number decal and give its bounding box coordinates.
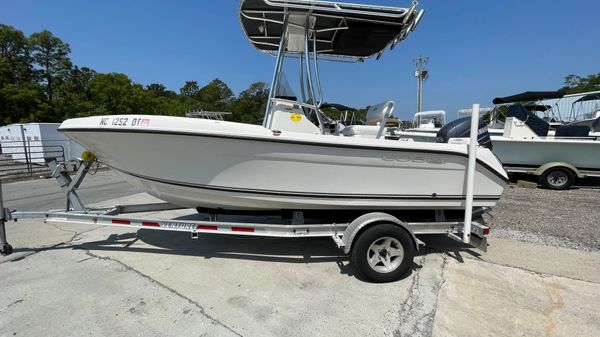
[100,117,150,127]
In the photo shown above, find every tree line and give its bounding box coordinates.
[1,24,598,126]
[0,24,270,125]
[562,73,600,94]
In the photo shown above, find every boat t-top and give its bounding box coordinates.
[58,0,507,214]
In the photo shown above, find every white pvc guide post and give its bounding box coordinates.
[463,103,480,243]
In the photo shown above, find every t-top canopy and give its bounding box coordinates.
[239,0,424,60]
[492,91,565,105]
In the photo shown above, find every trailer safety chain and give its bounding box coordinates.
[87,160,101,176]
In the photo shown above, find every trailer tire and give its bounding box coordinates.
[539,167,575,190]
[0,243,13,256]
[351,223,415,283]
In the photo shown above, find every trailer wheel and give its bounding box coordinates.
[351,224,415,283]
[0,243,13,256]
[539,167,574,190]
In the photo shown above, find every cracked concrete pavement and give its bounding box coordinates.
[383,254,447,337]
[1,192,600,336]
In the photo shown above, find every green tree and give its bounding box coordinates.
[196,78,234,110]
[1,26,284,124]
[67,66,96,94]
[0,26,44,123]
[0,80,47,124]
[50,66,95,118]
[51,66,97,118]
[180,81,199,97]
[230,82,268,123]
[146,83,176,98]
[88,73,136,114]
[148,95,186,116]
[88,73,181,116]
[561,73,600,94]
[0,24,32,83]
[29,30,72,110]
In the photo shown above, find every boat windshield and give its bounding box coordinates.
[273,72,296,99]
[273,72,326,127]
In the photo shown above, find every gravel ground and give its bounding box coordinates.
[484,184,600,252]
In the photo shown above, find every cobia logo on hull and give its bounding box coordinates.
[382,155,446,164]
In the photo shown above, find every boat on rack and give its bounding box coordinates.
[59,0,508,211]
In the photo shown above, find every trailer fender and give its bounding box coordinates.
[342,212,418,254]
[531,162,583,178]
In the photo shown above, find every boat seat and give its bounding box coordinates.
[555,124,590,137]
[342,101,395,138]
[341,125,383,138]
[507,104,549,137]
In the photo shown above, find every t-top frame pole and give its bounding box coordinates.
[263,13,290,128]
[304,15,324,134]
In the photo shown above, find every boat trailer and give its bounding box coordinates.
[0,159,489,283]
[0,105,491,282]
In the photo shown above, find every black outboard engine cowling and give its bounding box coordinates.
[435,117,493,149]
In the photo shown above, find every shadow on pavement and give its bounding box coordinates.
[417,234,486,265]
[9,230,484,282]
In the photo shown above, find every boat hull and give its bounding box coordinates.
[60,116,507,211]
[491,136,600,171]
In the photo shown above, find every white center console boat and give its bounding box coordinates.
[2,0,510,283]
[58,0,508,213]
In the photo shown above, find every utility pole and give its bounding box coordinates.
[413,56,429,112]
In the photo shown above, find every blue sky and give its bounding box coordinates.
[2,0,599,120]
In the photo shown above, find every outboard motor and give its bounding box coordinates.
[435,117,492,149]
